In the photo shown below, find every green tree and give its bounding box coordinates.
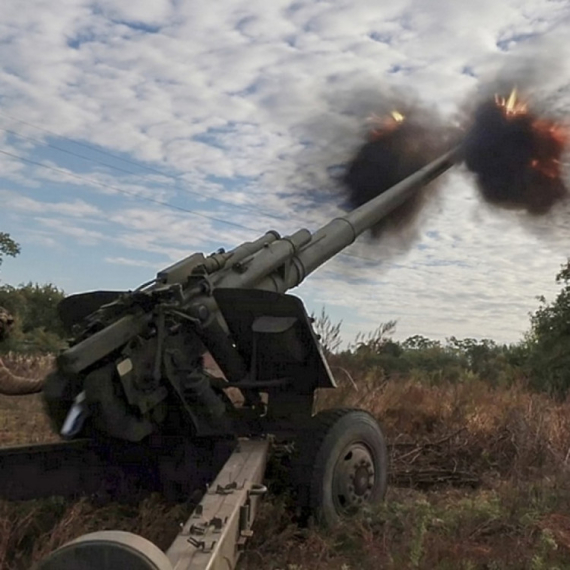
[402,335,442,351]
[526,259,570,397]
[0,282,67,353]
[0,232,20,267]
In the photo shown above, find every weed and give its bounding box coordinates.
[4,355,570,568]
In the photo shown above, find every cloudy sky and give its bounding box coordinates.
[1,0,570,346]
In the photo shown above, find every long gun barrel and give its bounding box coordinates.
[216,146,461,293]
[58,146,460,376]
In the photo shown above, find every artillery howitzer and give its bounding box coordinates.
[2,147,460,569]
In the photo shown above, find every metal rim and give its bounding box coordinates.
[331,441,376,513]
[35,531,173,570]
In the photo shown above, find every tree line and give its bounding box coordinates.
[3,231,570,397]
[0,233,66,353]
[314,262,570,399]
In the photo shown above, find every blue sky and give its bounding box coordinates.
[1,0,570,346]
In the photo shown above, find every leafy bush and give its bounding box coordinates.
[0,282,67,354]
[320,316,525,389]
[525,260,570,398]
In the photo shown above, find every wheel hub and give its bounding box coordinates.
[332,443,375,509]
[353,465,371,495]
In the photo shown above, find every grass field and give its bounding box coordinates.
[2,354,570,569]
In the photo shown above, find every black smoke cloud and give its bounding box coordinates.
[341,98,460,239]
[456,50,570,216]
[462,93,568,215]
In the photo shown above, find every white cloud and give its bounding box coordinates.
[0,0,569,344]
[0,190,101,217]
[104,256,160,269]
[36,217,106,245]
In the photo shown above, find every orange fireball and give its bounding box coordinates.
[366,110,405,140]
[464,87,569,214]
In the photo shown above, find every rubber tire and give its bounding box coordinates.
[36,530,172,570]
[293,408,388,527]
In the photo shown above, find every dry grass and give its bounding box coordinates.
[0,393,58,446]
[318,374,570,485]
[3,355,570,568]
[0,495,192,570]
[0,354,193,569]
[0,353,58,446]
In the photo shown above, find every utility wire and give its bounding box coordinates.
[0,114,386,266]
[0,126,142,177]
[0,147,386,265]
[0,111,172,178]
[0,123,285,220]
[0,147,263,232]
[0,112,385,250]
[0,145,384,264]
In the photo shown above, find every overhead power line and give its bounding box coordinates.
[0,112,286,220]
[0,147,262,232]
[0,110,172,177]
[0,113,385,266]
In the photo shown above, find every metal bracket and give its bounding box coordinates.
[188,516,228,537]
[249,484,267,496]
[214,481,244,495]
[189,523,207,536]
[166,439,269,570]
[210,516,227,532]
[187,537,217,553]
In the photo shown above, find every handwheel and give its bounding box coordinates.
[293,408,388,527]
[35,531,172,570]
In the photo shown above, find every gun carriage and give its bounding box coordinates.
[0,147,460,569]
